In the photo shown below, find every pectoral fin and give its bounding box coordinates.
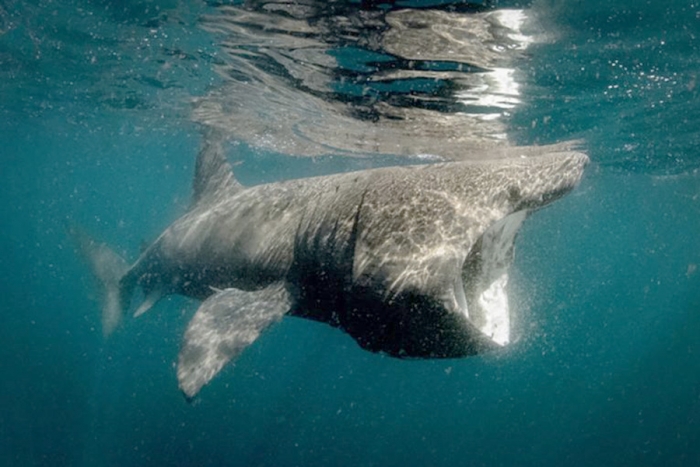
[177,283,291,399]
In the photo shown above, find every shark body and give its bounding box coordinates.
[76,138,588,398]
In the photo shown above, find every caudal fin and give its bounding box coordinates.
[68,225,131,337]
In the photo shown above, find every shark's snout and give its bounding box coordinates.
[512,151,589,211]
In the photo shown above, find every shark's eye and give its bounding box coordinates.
[507,186,521,204]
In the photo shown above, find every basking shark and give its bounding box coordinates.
[75,138,588,398]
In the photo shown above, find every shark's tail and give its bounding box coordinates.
[69,225,132,337]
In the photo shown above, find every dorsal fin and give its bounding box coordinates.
[192,129,243,205]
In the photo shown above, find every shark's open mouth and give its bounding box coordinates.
[459,210,528,347]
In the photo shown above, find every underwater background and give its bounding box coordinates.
[1,0,700,466]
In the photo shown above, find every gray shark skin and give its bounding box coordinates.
[75,137,588,399]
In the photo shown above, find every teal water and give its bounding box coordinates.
[1,1,700,466]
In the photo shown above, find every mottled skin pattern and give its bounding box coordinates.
[83,141,587,397]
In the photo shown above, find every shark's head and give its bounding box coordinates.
[456,150,589,350]
[347,149,589,359]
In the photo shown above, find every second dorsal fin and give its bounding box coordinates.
[192,128,243,205]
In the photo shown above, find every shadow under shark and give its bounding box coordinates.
[74,137,588,399]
